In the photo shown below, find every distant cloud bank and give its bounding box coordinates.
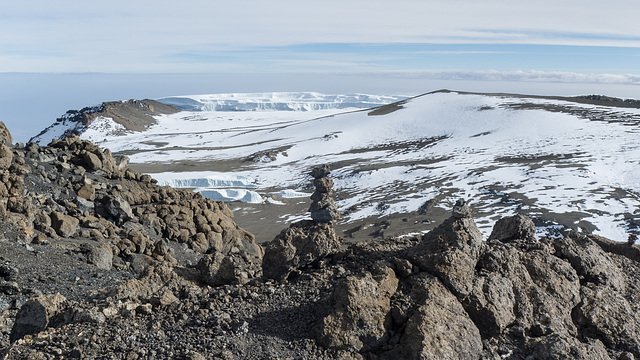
[368,70,640,85]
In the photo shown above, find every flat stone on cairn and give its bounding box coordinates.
[452,199,472,219]
[309,165,339,223]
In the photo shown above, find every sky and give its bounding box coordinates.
[1,0,640,141]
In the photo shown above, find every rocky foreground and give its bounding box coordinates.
[1,121,640,359]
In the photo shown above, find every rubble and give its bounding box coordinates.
[0,123,639,359]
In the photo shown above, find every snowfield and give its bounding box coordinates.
[34,91,640,242]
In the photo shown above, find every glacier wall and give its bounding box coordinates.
[157,92,407,112]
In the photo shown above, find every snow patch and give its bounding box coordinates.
[271,189,311,198]
[197,188,264,204]
[82,116,127,144]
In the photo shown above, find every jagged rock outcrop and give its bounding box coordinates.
[198,245,263,286]
[0,121,12,145]
[410,198,482,297]
[30,99,181,144]
[384,274,483,360]
[262,220,340,281]
[488,213,536,242]
[0,144,13,171]
[313,204,640,359]
[316,264,398,352]
[0,129,262,283]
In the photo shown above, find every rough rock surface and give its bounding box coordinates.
[488,214,536,242]
[410,199,483,297]
[384,274,483,360]
[0,121,12,145]
[262,220,341,281]
[316,264,398,352]
[10,294,68,342]
[1,122,640,359]
[50,211,80,237]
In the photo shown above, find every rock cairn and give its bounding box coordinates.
[309,164,339,223]
[262,165,342,281]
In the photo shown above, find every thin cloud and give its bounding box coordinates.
[2,1,640,72]
[364,70,640,85]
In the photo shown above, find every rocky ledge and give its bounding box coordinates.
[0,121,639,359]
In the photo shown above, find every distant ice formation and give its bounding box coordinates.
[157,92,407,112]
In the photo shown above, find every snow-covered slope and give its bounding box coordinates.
[31,99,180,145]
[33,91,640,242]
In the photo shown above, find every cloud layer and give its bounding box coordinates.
[382,70,640,85]
[2,0,640,72]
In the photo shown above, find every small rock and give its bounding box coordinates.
[77,184,95,201]
[50,211,79,237]
[488,214,536,242]
[0,263,19,281]
[82,151,102,171]
[86,243,113,270]
[310,164,331,179]
[451,198,472,218]
[73,308,106,324]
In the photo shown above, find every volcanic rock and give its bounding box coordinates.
[198,250,256,286]
[1,118,640,359]
[85,243,113,270]
[309,165,339,224]
[384,274,483,360]
[10,294,68,342]
[488,213,536,242]
[50,211,79,237]
[410,200,482,297]
[316,265,398,352]
[262,220,340,281]
[0,143,13,171]
[0,121,12,145]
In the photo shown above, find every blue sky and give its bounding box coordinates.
[1,0,640,141]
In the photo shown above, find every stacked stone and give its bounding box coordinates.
[309,164,339,223]
[452,198,472,219]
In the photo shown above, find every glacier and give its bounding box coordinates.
[157,92,407,112]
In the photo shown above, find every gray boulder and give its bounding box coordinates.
[488,214,536,242]
[10,294,69,342]
[198,251,254,286]
[86,243,113,270]
[262,220,341,281]
[50,211,79,237]
[105,195,134,223]
[316,266,398,352]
